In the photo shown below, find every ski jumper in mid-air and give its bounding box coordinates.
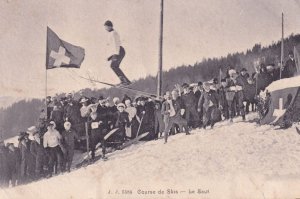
[104,20,131,86]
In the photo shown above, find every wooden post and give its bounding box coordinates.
[280,12,284,79]
[85,122,90,163]
[157,0,164,97]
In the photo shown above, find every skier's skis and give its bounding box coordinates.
[79,75,161,98]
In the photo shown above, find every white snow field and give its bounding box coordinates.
[1,113,300,199]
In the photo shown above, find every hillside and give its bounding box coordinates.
[1,114,300,199]
[0,99,44,139]
[1,34,300,138]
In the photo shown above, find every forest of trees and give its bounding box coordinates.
[1,34,300,139]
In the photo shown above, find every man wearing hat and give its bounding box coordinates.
[282,50,297,79]
[88,112,108,160]
[163,90,190,143]
[6,143,21,186]
[181,83,200,129]
[0,140,9,187]
[50,104,64,133]
[96,96,110,131]
[240,68,249,86]
[114,103,130,143]
[18,131,35,184]
[135,96,156,140]
[61,122,80,171]
[43,121,63,177]
[226,70,246,122]
[30,130,46,179]
[198,82,220,129]
[80,98,91,118]
[104,20,131,86]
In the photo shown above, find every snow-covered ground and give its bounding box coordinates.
[1,113,300,199]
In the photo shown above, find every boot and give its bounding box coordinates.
[242,115,246,121]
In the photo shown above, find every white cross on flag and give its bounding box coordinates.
[46,27,85,69]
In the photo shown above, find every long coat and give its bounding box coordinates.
[282,58,297,78]
[0,146,9,186]
[19,140,36,180]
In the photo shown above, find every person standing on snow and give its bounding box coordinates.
[30,131,46,180]
[43,121,63,177]
[61,122,80,172]
[104,20,131,86]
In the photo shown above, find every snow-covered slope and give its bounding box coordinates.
[1,114,300,199]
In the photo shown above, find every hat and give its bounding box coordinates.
[104,20,113,27]
[27,126,38,134]
[240,68,247,72]
[266,65,274,71]
[203,82,211,90]
[18,132,29,141]
[288,50,294,55]
[113,97,120,104]
[228,69,237,76]
[117,103,125,108]
[47,121,56,126]
[98,96,104,100]
[182,83,189,88]
[80,98,89,103]
[64,121,71,128]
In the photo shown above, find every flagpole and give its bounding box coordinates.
[157,0,164,97]
[280,12,284,79]
[46,27,48,120]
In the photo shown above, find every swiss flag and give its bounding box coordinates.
[260,86,298,125]
[46,27,85,69]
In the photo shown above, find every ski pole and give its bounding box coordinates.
[135,113,145,138]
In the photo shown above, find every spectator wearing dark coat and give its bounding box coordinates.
[243,77,257,113]
[226,70,246,121]
[30,131,46,179]
[89,112,107,160]
[51,105,64,133]
[219,79,229,120]
[6,143,21,186]
[181,83,200,128]
[198,82,220,129]
[163,90,190,144]
[154,101,165,138]
[61,122,79,172]
[114,103,131,141]
[282,51,297,79]
[18,132,36,184]
[64,99,85,139]
[0,140,9,187]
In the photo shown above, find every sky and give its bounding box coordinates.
[1,0,300,98]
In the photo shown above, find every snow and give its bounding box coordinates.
[1,113,300,199]
[266,75,300,92]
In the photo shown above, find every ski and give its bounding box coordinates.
[104,128,119,140]
[296,127,300,135]
[119,132,150,150]
[79,75,162,99]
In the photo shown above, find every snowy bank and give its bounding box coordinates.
[1,114,300,199]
